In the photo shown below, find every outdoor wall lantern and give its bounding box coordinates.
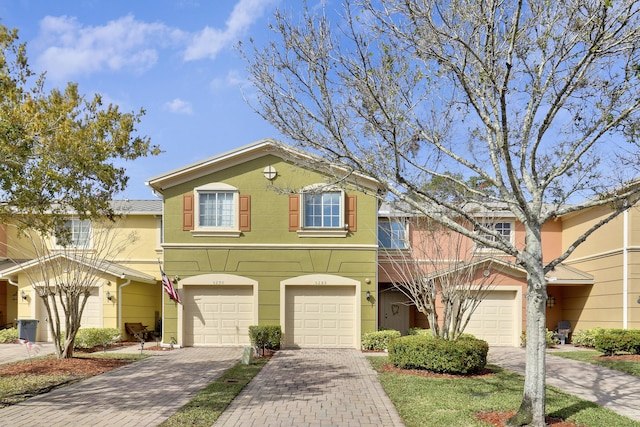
[546,294,555,308]
[366,290,372,302]
[20,290,27,301]
[106,291,113,302]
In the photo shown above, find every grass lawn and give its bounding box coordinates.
[368,357,640,427]
[160,358,268,427]
[551,350,640,377]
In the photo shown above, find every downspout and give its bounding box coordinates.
[117,276,132,332]
[623,210,629,329]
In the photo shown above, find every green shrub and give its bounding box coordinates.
[520,329,559,348]
[0,327,18,343]
[571,327,609,348]
[361,330,401,350]
[388,335,488,374]
[594,329,640,356]
[407,328,432,337]
[73,328,122,349]
[248,325,282,355]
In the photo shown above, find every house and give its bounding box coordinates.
[1,138,636,348]
[561,204,640,331]
[146,139,380,349]
[376,203,595,347]
[0,200,163,341]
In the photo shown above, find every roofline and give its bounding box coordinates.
[146,138,381,193]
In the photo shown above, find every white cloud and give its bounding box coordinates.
[164,98,193,115]
[184,0,278,61]
[35,15,179,81]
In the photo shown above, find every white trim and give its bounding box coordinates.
[623,210,629,329]
[280,274,361,349]
[161,242,378,250]
[193,183,240,234]
[300,188,346,231]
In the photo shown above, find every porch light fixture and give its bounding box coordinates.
[366,290,372,302]
[106,291,113,302]
[546,294,555,308]
[20,290,27,301]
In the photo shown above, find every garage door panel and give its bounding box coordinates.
[285,285,356,348]
[183,285,254,347]
[464,291,517,346]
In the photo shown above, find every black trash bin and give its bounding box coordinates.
[17,319,38,342]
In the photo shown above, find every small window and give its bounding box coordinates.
[199,192,235,228]
[55,219,91,248]
[477,221,513,247]
[378,220,407,249]
[303,191,342,228]
[194,183,238,231]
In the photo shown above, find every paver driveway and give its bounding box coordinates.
[0,346,243,427]
[214,349,404,427]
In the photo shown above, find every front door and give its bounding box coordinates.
[379,289,410,335]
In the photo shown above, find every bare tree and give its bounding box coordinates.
[380,214,501,340]
[244,1,640,424]
[11,212,137,359]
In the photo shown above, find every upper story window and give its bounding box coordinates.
[378,219,407,249]
[476,221,513,248]
[55,219,91,248]
[289,185,356,237]
[183,183,250,237]
[199,191,235,228]
[304,191,342,228]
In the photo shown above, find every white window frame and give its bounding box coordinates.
[192,183,241,237]
[378,219,408,250]
[475,221,514,251]
[298,185,347,237]
[54,218,92,249]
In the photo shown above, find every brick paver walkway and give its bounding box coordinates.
[213,349,405,427]
[0,347,243,427]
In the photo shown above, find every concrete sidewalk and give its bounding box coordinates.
[488,346,640,422]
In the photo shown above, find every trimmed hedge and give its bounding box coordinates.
[362,330,401,351]
[520,329,559,348]
[407,327,432,337]
[0,327,18,343]
[571,327,610,348]
[73,328,122,349]
[388,335,488,374]
[594,329,640,356]
[248,325,282,355]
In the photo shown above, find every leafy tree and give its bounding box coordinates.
[0,25,159,235]
[244,1,640,425]
[0,26,159,358]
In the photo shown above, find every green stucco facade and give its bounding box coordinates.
[154,144,379,348]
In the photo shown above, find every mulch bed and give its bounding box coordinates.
[0,357,132,377]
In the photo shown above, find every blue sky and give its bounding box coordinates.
[0,0,327,199]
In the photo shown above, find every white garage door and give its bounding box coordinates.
[183,285,253,346]
[464,291,517,346]
[38,288,102,342]
[285,285,356,348]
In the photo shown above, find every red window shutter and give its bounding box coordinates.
[183,193,194,231]
[346,195,357,231]
[289,194,300,231]
[239,194,251,231]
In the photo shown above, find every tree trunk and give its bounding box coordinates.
[507,225,547,427]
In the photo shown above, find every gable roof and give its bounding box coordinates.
[0,253,157,284]
[145,138,380,194]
